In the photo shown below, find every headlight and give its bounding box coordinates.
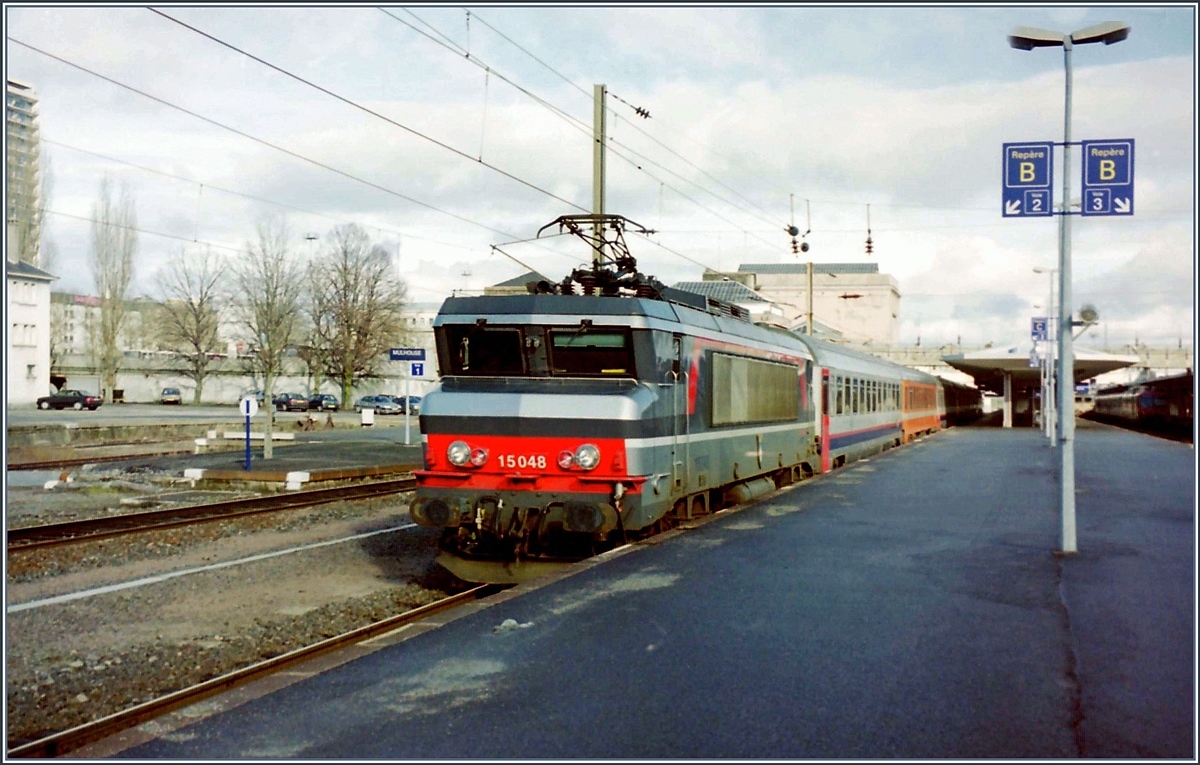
[447,440,471,466]
[574,444,600,471]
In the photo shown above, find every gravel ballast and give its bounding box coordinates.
[5,474,468,750]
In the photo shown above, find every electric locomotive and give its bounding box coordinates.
[410,215,820,583]
[1091,371,1194,439]
[410,214,953,583]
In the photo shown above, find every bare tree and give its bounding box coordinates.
[234,216,304,459]
[37,153,57,272]
[156,246,226,403]
[308,224,409,405]
[89,176,138,402]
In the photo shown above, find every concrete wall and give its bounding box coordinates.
[49,352,438,405]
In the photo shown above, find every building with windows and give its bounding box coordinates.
[7,77,42,265]
[7,221,55,404]
[691,263,900,345]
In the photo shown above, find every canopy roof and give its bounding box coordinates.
[942,340,1138,395]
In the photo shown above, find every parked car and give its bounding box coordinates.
[36,389,103,411]
[308,393,339,412]
[386,395,422,415]
[160,387,183,405]
[243,389,266,404]
[273,392,309,412]
[353,395,401,414]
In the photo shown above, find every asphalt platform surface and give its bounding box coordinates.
[100,424,1194,758]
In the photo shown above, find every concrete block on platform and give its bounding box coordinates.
[220,432,295,441]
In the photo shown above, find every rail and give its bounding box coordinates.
[6,584,504,758]
[7,477,417,552]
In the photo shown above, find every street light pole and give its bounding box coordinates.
[1009,20,1129,555]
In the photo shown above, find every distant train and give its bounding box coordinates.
[1090,371,1194,439]
[409,215,983,584]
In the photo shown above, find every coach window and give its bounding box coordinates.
[835,375,843,414]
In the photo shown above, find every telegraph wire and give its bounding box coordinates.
[462,8,789,232]
[21,203,255,258]
[8,36,541,246]
[386,8,785,252]
[630,231,721,274]
[464,10,1053,221]
[462,9,592,101]
[462,9,789,229]
[146,8,586,214]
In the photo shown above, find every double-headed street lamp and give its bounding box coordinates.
[1009,21,1130,554]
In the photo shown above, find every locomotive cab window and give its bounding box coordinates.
[548,329,634,377]
[445,325,526,375]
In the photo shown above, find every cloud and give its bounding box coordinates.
[10,6,1193,351]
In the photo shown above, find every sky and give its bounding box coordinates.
[5,4,1196,350]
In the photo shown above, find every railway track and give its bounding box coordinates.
[6,477,417,553]
[6,583,505,758]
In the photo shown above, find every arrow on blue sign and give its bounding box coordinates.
[1081,139,1134,217]
[1002,142,1054,218]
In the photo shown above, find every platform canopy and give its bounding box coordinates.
[942,340,1138,395]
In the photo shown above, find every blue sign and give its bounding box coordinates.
[1031,317,1048,342]
[1002,142,1054,217]
[1081,139,1134,216]
[411,362,424,377]
[389,347,426,361]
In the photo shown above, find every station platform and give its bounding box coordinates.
[86,424,1195,758]
[36,426,427,486]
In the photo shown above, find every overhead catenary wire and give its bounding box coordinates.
[146,8,586,214]
[390,8,789,248]
[7,37,549,248]
[40,138,476,253]
[461,9,789,230]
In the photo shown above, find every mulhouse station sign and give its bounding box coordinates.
[1002,139,1135,218]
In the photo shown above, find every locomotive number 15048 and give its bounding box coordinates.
[497,454,548,469]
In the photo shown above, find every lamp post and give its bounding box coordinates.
[1034,266,1058,444]
[1009,21,1130,555]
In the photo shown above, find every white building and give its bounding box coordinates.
[7,78,42,266]
[737,263,900,344]
[676,263,900,344]
[7,222,55,404]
